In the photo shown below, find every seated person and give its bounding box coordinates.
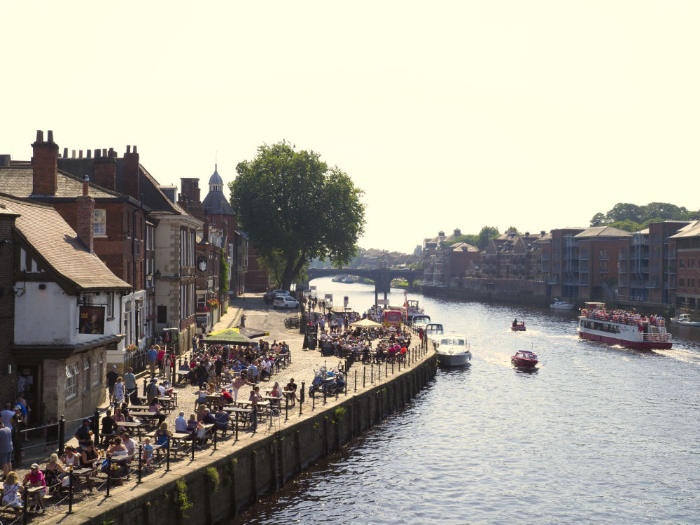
[44,453,66,491]
[148,399,167,426]
[214,408,229,432]
[154,423,171,450]
[175,411,188,433]
[80,441,99,471]
[2,471,23,511]
[285,378,298,405]
[202,408,216,425]
[186,414,198,433]
[74,419,93,448]
[121,432,136,460]
[23,464,47,511]
[101,410,118,446]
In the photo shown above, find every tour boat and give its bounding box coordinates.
[511,350,538,369]
[670,313,700,327]
[550,299,575,310]
[434,334,471,367]
[578,302,672,350]
[411,314,431,328]
[511,321,526,331]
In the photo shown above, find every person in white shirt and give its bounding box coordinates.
[0,403,15,430]
[175,412,187,433]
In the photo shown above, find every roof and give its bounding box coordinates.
[0,196,131,291]
[574,226,632,239]
[0,166,117,199]
[202,190,235,216]
[669,220,700,239]
[451,242,479,253]
[208,167,223,186]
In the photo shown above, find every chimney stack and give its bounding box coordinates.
[63,147,68,158]
[93,149,117,190]
[76,175,94,253]
[31,129,58,196]
[122,144,140,199]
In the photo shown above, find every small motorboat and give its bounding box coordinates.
[424,323,444,338]
[670,313,700,327]
[511,350,538,369]
[511,321,526,331]
[550,299,575,310]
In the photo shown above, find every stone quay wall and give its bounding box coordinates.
[423,278,549,306]
[77,353,438,525]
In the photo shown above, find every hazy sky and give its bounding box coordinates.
[2,1,699,252]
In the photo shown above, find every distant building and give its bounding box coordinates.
[670,221,700,313]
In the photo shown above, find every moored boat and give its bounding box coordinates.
[434,334,471,367]
[550,298,575,310]
[511,350,538,369]
[670,313,700,327]
[578,302,672,350]
[424,322,444,338]
[511,320,526,331]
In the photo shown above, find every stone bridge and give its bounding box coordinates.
[306,267,420,304]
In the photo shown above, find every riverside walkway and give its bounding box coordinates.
[29,294,433,525]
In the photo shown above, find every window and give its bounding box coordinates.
[83,358,91,391]
[157,305,167,324]
[679,279,685,287]
[93,209,106,236]
[65,364,77,399]
[106,292,114,319]
[91,356,100,386]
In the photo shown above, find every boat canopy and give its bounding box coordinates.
[440,336,466,346]
[584,302,606,308]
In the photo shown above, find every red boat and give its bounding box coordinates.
[511,321,526,331]
[511,350,538,368]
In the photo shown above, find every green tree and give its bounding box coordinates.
[590,212,608,226]
[477,226,500,250]
[606,203,643,224]
[230,142,365,289]
[505,226,520,235]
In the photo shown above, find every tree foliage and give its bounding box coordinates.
[591,202,697,229]
[230,141,365,289]
[477,226,500,249]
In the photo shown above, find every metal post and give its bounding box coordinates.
[106,456,111,497]
[312,392,315,411]
[345,377,348,396]
[22,484,28,525]
[385,362,388,378]
[354,370,357,392]
[68,465,73,513]
[214,427,217,451]
[92,409,100,443]
[166,441,171,471]
[138,445,143,483]
[235,411,239,442]
[142,377,147,397]
[323,387,327,405]
[191,434,195,461]
[392,361,394,375]
[363,367,366,388]
[371,364,374,384]
[58,415,66,455]
[285,397,289,422]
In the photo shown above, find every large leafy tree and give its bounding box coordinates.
[230,142,365,289]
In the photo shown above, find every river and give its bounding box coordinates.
[233,277,700,524]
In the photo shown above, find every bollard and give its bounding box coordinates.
[392,361,394,375]
[93,409,100,442]
[363,367,366,388]
[106,456,111,497]
[22,483,28,525]
[312,392,315,411]
[235,411,239,442]
[138,444,143,483]
[214,427,217,451]
[371,364,374,384]
[345,377,348,396]
[323,387,327,405]
[354,370,357,392]
[143,377,147,397]
[385,362,388,378]
[68,464,73,513]
[285,397,289,422]
[58,415,66,455]
[166,440,171,471]
[336,385,339,400]
[191,435,196,461]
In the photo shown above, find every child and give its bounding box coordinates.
[143,437,154,468]
[2,471,22,511]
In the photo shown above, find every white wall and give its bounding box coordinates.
[15,283,122,346]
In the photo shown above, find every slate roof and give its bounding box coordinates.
[208,167,223,186]
[0,196,131,291]
[669,220,700,239]
[451,242,479,253]
[202,189,235,216]
[0,166,117,199]
[574,226,632,238]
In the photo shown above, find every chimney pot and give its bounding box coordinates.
[71,150,76,159]
[87,149,92,159]
[79,150,83,159]
[126,145,131,154]
[63,147,68,158]
[47,130,54,143]
[133,145,137,154]
[36,130,43,143]
[82,175,89,196]
[95,149,101,159]
[103,148,107,157]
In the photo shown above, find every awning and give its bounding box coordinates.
[350,318,382,328]
[203,328,253,345]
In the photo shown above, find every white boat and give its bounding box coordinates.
[550,298,575,310]
[424,323,444,338]
[670,313,700,327]
[434,333,471,367]
[578,302,672,350]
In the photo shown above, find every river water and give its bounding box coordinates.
[233,278,700,524]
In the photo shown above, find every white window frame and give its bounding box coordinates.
[94,209,107,236]
[65,365,77,400]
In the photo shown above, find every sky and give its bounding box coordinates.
[2,1,699,252]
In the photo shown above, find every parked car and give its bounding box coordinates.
[273,296,300,309]
[264,289,290,303]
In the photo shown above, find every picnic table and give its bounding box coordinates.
[116,421,145,436]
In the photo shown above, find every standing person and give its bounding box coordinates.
[147,345,158,378]
[124,367,137,405]
[232,374,247,403]
[106,365,119,403]
[0,403,14,431]
[113,376,125,407]
[0,420,13,478]
[249,386,262,433]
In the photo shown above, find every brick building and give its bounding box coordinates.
[670,221,700,313]
[0,194,130,423]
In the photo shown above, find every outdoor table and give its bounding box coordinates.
[71,467,95,492]
[116,421,144,437]
[128,405,150,410]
